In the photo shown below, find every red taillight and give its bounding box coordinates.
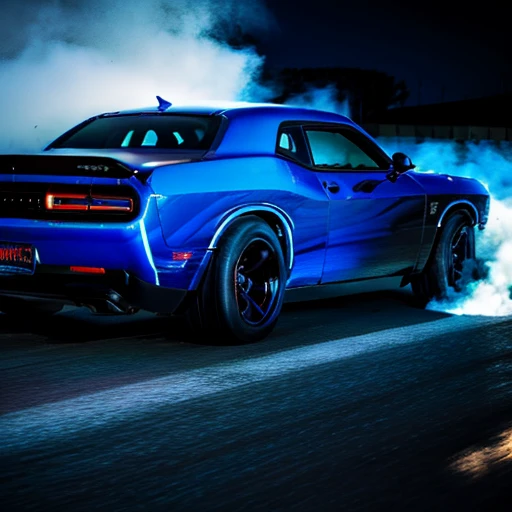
[89,196,133,212]
[45,192,89,211]
[172,251,193,261]
[45,191,133,212]
[70,266,106,274]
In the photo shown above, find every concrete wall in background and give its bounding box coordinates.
[362,124,512,141]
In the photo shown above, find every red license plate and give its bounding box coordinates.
[0,242,36,275]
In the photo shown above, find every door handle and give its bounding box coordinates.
[323,181,340,193]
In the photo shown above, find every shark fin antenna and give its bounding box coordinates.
[156,96,172,111]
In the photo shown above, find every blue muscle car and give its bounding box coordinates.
[0,97,490,342]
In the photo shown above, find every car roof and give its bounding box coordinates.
[96,100,380,158]
[106,101,355,125]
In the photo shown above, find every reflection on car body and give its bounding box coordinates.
[0,98,490,342]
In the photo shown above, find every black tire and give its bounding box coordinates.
[0,297,63,318]
[184,215,287,344]
[411,212,476,307]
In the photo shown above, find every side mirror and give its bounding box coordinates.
[386,152,416,183]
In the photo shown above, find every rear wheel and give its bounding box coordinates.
[183,216,287,344]
[411,212,476,306]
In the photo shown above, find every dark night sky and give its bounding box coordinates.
[0,0,509,109]
[257,0,511,105]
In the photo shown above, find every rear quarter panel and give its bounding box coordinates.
[148,156,330,287]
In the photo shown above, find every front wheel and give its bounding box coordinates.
[411,212,476,307]
[184,216,287,344]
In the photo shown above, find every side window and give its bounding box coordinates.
[278,132,297,152]
[276,125,310,165]
[304,130,381,170]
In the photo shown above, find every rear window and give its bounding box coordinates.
[51,114,222,150]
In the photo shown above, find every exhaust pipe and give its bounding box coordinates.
[67,286,139,315]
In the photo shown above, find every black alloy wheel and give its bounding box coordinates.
[183,215,287,344]
[411,212,476,306]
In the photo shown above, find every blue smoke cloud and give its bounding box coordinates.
[378,138,512,316]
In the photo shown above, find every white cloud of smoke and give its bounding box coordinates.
[0,0,272,152]
[379,138,512,317]
[284,84,351,118]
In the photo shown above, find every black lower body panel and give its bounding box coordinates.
[0,266,187,314]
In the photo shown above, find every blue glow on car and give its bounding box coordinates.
[0,102,491,337]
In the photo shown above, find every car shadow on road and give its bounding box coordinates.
[174,287,453,346]
[0,288,452,345]
[0,307,172,343]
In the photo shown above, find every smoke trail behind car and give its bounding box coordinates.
[0,0,271,153]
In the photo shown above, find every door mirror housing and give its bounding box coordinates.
[386,152,416,183]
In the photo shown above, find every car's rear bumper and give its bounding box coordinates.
[0,266,188,314]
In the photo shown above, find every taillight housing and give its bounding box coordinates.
[44,185,136,217]
[46,192,133,212]
[45,192,89,211]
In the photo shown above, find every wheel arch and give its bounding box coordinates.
[208,203,294,276]
[401,199,479,286]
[436,200,479,229]
[415,200,478,277]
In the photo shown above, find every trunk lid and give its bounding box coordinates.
[0,148,201,182]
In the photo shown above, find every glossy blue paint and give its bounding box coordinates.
[148,156,329,288]
[316,171,426,282]
[213,106,358,157]
[0,174,161,285]
[0,102,490,315]
[409,170,489,196]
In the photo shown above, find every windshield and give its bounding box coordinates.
[50,114,222,150]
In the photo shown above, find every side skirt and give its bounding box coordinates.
[284,276,404,304]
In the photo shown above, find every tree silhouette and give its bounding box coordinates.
[215,27,410,122]
[262,67,410,123]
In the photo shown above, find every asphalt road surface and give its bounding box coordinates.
[1,288,511,511]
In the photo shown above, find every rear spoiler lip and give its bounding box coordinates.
[0,154,138,180]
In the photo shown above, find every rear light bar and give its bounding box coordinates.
[70,266,106,274]
[45,191,133,212]
[45,192,88,211]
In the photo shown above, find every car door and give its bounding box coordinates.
[301,124,426,283]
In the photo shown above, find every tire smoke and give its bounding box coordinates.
[380,138,512,316]
[0,0,271,153]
